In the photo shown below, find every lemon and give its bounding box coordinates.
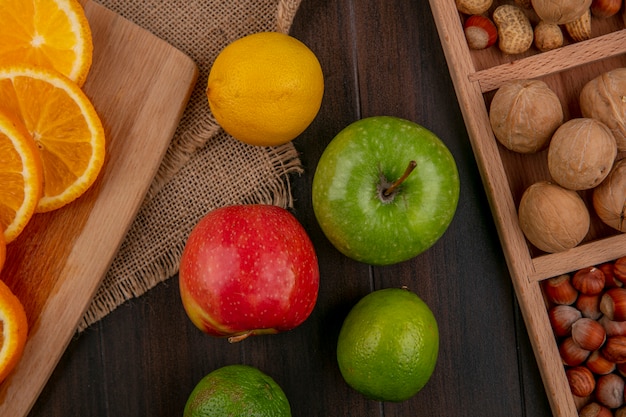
[336,287,439,402]
[206,32,324,147]
[183,364,292,417]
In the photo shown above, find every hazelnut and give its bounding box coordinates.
[543,274,579,305]
[532,0,592,24]
[560,336,591,366]
[599,315,626,337]
[586,350,617,375]
[517,181,590,253]
[572,317,607,351]
[464,15,498,50]
[548,118,618,191]
[616,257,626,283]
[577,293,603,320]
[549,304,583,337]
[592,158,626,232]
[602,335,626,363]
[489,79,563,153]
[596,373,625,409]
[591,0,623,17]
[573,267,607,295]
[580,68,626,152]
[600,288,626,321]
[580,402,614,417]
[566,365,596,397]
[598,262,622,288]
[616,406,626,417]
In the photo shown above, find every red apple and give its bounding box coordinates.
[179,204,319,342]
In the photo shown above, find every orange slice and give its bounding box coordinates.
[0,65,106,213]
[0,279,28,384]
[0,111,43,243]
[0,0,93,87]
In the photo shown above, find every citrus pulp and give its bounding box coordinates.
[0,110,43,243]
[0,0,93,86]
[336,287,439,402]
[0,65,106,213]
[184,364,291,417]
[207,31,324,147]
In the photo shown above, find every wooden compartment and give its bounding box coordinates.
[427,1,626,416]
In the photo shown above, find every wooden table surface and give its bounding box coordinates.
[28,1,556,416]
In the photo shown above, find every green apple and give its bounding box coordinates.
[312,116,460,265]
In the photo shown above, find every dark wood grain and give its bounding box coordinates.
[27,1,553,416]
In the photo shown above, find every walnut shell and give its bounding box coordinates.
[489,79,563,153]
[518,181,590,253]
[580,67,626,152]
[593,158,626,232]
[531,0,592,24]
[548,118,617,190]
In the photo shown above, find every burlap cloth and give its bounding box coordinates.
[78,0,304,331]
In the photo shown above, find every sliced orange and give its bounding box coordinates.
[0,65,106,213]
[0,111,43,243]
[0,279,28,384]
[0,0,93,87]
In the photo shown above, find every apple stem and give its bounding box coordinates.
[228,331,253,343]
[383,160,417,197]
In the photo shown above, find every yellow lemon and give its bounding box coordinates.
[207,32,324,147]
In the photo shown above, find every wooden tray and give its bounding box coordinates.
[427,1,626,416]
[0,1,198,416]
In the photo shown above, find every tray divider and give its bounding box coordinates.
[470,29,626,93]
[530,233,626,282]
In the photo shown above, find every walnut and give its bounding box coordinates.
[593,158,626,232]
[489,79,563,153]
[548,118,617,190]
[531,0,592,24]
[580,67,626,152]
[518,181,590,253]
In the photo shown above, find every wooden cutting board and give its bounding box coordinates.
[0,1,198,415]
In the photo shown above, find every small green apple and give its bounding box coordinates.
[312,116,460,265]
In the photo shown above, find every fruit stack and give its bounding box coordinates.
[0,0,105,245]
[0,0,105,385]
[182,31,461,414]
